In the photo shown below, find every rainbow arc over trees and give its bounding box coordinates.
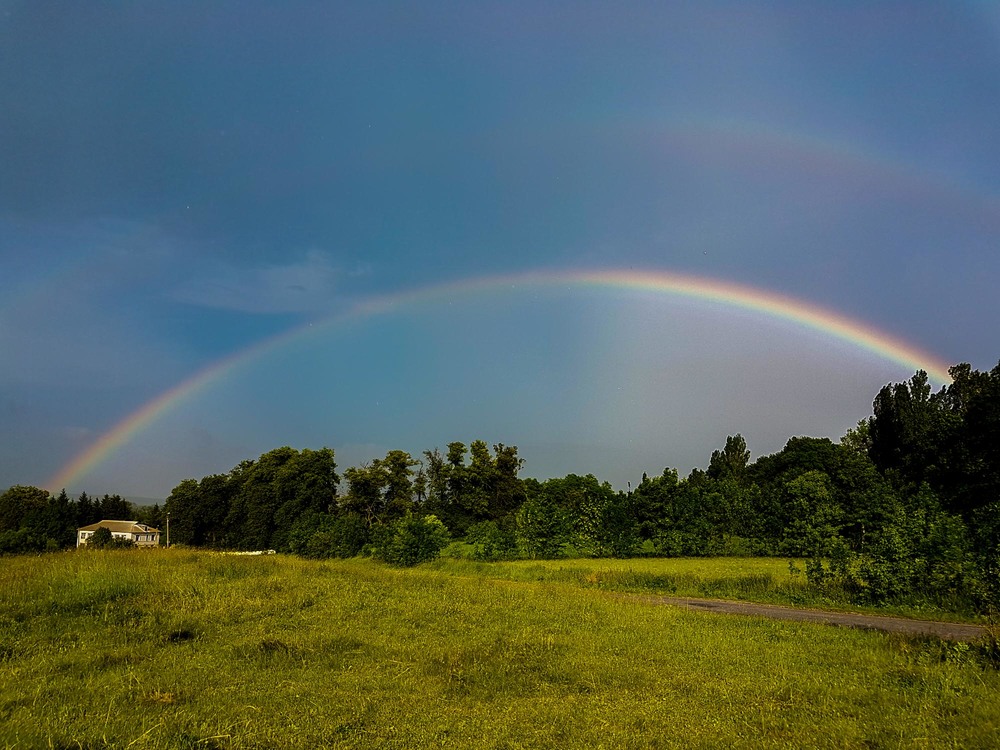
[47,269,953,492]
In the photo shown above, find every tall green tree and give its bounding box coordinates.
[778,470,843,557]
[868,363,1000,517]
[98,494,134,520]
[489,443,526,520]
[630,468,680,541]
[707,434,750,483]
[421,448,448,516]
[223,447,338,550]
[41,489,77,548]
[869,370,945,491]
[164,479,201,546]
[341,450,415,527]
[419,440,525,535]
[0,485,50,534]
[516,481,572,559]
[75,491,99,526]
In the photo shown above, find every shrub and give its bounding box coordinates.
[465,521,517,561]
[805,486,993,612]
[87,527,136,550]
[288,512,369,559]
[375,514,450,567]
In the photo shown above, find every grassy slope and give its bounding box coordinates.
[1,551,998,749]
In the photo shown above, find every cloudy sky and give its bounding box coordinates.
[2,1,998,499]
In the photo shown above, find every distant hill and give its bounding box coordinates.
[125,496,165,509]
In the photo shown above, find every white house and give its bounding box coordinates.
[77,520,161,548]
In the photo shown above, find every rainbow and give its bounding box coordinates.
[46,268,953,492]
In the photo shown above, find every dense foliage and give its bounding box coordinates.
[0,487,160,554]
[4,361,999,606]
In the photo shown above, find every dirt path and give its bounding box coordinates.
[634,595,990,642]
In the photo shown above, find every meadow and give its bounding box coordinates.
[1,550,998,749]
[427,552,990,623]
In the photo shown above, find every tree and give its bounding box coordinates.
[164,479,201,546]
[137,503,165,540]
[630,468,680,542]
[810,485,984,609]
[531,474,617,555]
[412,466,428,507]
[707,434,750,483]
[270,447,340,549]
[868,363,1000,516]
[342,462,390,527]
[839,420,872,457]
[778,470,844,558]
[869,370,945,491]
[0,485,50,534]
[0,485,54,553]
[341,450,415,528]
[418,440,525,535]
[942,362,1000,513]
[41,489,77,549]
[75,491,99,526]
[747,436,893,552]
[440,442,471,532]
[489,443,526,520]
[88,527,113,547]
[84,526,135,549]
[381,449,419,518]
[595,490,639,557]
[516,483,572,559]
[421,448,448,518]
[99,494,134,520]
[195,475,232,546]
[223,446,339,550]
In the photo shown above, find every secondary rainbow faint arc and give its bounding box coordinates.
[46,269,953,492]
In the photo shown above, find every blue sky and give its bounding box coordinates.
[2,1,998,498]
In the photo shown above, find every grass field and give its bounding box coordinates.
[429,553,987,622]
[431,554,809,601]
[1,550,998,749]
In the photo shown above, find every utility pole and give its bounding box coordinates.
[166,512,170,548]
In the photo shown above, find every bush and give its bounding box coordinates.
[804,487,994,612]
[375,514,450,567]
[465,521,517,561]
[86,527,136,550]
[288,512,369,559]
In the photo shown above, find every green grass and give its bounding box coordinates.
[428,555,989,623]
[429,555,802,598]
[1,550,998,748]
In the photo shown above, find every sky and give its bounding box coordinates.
[2,1,998,500]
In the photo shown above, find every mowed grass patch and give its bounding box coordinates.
[0,551,998,749]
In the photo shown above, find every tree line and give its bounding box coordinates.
[0,488,160,552]
[3,361,998,611]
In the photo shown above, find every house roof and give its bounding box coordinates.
[78,520,160,534]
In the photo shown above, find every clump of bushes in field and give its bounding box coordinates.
[465,521,518,561]
[371,514,451,567]
[288,511,451,567]
[288,511,369,559]
[804,484,995,612]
